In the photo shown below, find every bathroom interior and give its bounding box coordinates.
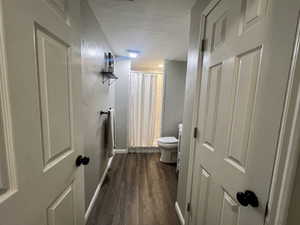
[81,1,189,224]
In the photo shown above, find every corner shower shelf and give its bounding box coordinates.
[101,71,118,86]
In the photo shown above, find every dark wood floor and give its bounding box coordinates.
[87,153,180,225]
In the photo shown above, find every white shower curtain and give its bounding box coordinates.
[128,71,164,148]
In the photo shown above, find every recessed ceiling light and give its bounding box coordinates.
[127,49,140,59]
[158,64,164,68]
[128,52,138,58]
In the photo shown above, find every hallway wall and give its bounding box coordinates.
[176,0,212,216]
[114,59,131,149]
[81,0,115,210]
[162,60,187,137]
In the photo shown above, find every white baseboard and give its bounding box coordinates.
[84,156,114,223]
[128,148,160,153]
[114,148,128,154]
[175,201,185,225]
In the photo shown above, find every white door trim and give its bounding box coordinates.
[0,0,17,202]
[266,13,300,225]
[175,201,186,225]
[184,1,300,225]
[184,1,220,223]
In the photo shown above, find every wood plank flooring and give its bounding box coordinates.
[86,153,180,225]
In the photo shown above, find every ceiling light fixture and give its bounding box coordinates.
[128,52,138,58]
[127,49,140,59]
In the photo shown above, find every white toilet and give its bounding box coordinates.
[158,136,178,163]
[158,124,183,163]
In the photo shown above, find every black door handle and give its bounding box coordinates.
[76,155,90,167]
[236,190,259,207]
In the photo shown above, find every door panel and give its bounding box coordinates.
[190,0,300,224]
[46,0,68,21]
[226,47,261,172]
[219,191,239,225]
[203,63,222,151]
[194,169,211,225]
[240,0,268,33]
[48,184,75,225]
[195,170,223,225]
[212,13,227,51]
[36,26,73,170]
[0,0,84,224]
[195,168,241,225]
[47,0,67,13]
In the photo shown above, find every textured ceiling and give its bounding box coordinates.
[88,0,195,70]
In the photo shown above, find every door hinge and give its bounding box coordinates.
[187,202,191,212]
[201,39,207,52]
[193,127,198,138]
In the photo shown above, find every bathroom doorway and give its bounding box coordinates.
[128,71,164,151]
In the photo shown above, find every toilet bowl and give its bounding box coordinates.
[158,136,178,163]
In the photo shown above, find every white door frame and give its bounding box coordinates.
[0,0,17,201]
[265,14,300,225]
[184,0,300,224]
[184,0,218,223]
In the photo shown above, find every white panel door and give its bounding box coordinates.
[0,0,85,224]
[190,0,300,224]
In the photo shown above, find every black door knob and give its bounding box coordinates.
[76,155,90,167]
[236,190,259,207]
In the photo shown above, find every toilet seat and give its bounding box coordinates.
[158,137,178,144]
[158,137,178,149]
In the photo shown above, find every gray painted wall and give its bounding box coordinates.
[176,0,212,213]
[114,59,131,149]
[81,0,115,210]
[162,60,187,137]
